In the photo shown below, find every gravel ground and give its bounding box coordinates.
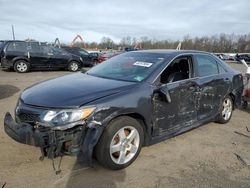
[0,63,249,188]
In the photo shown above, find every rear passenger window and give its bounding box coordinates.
[7,42,28,52]
[29,42,41,53]
[195,55,219,77]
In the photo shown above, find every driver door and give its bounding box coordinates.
[29,44,51,68]
[152,56,198,136]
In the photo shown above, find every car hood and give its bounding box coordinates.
[21,72,136,108]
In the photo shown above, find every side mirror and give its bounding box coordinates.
[159,87,172,103]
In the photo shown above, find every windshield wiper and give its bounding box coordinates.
[87,73,137,83]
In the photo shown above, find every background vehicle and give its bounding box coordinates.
[4,50,243,170]
[62,46,97,67]
[0,40,22,63]
[0,40,6,65]
[235,54,250,63]
[0,40,5,57]
[215,53,235,61]
[1,41,83,73]
[88,51,103,62]
[97,51,124,63]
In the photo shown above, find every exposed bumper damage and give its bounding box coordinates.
[4,112,104,172]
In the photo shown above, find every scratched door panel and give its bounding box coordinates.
[153,82,179,135]
[196,76,221,120]
[153,79,198,136]
[177,80,199,126]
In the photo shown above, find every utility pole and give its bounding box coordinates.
[12,25,16,40]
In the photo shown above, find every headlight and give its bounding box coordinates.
[80,57,83,61]
[42,107,95,126]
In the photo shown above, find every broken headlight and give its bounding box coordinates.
[42,107,95,127]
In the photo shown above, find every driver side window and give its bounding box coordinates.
[160,56,193,84]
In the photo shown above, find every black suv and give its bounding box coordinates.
[61,46,97,67]
[0,41,83,73]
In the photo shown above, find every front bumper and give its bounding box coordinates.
[4,112,41,146]
[4,112,104,162]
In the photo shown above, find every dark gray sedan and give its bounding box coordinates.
[4,50,243,171]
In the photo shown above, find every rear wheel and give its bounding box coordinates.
[216,96,233,124]
[68,61,80,72]
[95,116,144,170]
[14,60,29,73]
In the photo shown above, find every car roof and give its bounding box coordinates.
[133,49,211,56]
[62,46,82,49]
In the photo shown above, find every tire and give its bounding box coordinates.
[68,61,80,72]
[95,116,144,170]
[14,60,30,73]
[216,96,233,124]
[242,101,248,109]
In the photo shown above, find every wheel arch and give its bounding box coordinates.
[104,112,150,146]
[69,59,81,65]
[13,57,29,64]
[228,92,236,110]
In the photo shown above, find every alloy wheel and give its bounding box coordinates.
[222,98,232,121]
[70,62,79,71]
[16,62,28,72]
[109,126,140,164]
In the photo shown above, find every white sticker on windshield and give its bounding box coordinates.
[133,61,153,67]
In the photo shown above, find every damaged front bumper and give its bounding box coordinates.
[4,112,104,164]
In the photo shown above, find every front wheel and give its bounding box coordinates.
[95,116,144,170]
[68,61,80,72]
[216,96,233,124]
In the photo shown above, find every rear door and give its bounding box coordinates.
[28,43,51,68]
[194,54,224,120]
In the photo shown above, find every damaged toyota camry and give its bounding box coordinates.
[4,50,243,170]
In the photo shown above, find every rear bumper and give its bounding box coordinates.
[4,112,104,162]
[1,59,13,68]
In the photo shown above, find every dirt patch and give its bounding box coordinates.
[0,85,20,100]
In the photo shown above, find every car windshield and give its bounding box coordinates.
[87,52,168,82]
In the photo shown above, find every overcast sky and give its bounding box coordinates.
[0,0,250,43]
